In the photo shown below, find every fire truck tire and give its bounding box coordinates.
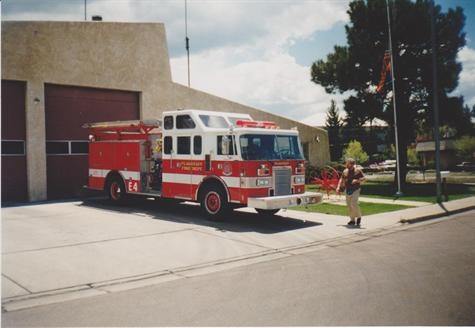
[256,209,280,217]
[200,185,229,219]
[106,175,127,203]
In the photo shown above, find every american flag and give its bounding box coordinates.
[376,50,392,93]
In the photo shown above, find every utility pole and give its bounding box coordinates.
[386,0,403,197]
[185,0,190,88]
[84,0,87,21]
[430,0,442,202]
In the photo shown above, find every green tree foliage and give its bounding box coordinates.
[385,144,419,165]
[311,0,466,190]
[407,146,419,166]
[325,100,342,128]
[343,140,369,164]
[454,135,475,161]
[325,100,343,160]
[388,144,396,159]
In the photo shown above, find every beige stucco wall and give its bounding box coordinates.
[2,21,329,201]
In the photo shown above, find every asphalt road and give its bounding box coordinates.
[3,210,475,326]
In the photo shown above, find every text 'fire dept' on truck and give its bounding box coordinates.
[84,109,323,218]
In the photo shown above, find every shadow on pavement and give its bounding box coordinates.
[78,196,322,234]
[336,224,366,230]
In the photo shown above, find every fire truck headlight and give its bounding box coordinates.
[293,176,305,184]
[256,178,270,186]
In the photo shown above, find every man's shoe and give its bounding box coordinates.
[356,218,361,226]
[347,220,355,225]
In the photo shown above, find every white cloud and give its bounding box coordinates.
[456,46,475,107]
[171,45,349,127]
[170,1,350,126]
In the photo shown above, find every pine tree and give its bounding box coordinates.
[325,100,342,161]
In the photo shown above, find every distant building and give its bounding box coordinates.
[1,21,330,202]
[416,139,457,170]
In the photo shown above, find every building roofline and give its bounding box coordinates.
[1,20,166,27]
[172,82,327,134]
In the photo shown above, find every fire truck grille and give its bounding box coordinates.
[273,167,292,196]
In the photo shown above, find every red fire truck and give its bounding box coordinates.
[84,109,322,218]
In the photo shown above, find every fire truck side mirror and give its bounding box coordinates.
[221,135,231,155]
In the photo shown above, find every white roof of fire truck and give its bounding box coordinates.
[163,109,299,134]
[83,109,299,137]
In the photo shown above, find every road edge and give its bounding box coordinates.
[399,196,475,224]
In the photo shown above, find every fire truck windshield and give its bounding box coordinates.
[240,134,304,160]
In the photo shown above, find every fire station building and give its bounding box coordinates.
[1,21,330,203]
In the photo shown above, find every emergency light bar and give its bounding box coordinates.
[235,120,278,129]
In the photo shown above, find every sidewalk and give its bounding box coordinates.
[320,193,431,207]
[2,196,474,312]
[393,196,475,223]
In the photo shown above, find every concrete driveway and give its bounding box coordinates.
[1,196,431,310]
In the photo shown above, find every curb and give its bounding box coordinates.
[400,204,475,224]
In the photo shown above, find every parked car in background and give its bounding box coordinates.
[379,160,396,170]
[455,162,475,172]
[369,163,381,170]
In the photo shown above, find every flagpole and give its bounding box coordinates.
[185,0,190,88]
[386,0,403,197]
[430,0,442,202]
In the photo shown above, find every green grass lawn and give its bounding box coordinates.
[291,201,413,216]
[306,182,475,203]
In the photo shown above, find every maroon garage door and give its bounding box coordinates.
[45,84,139,199]
[1,80,28,203]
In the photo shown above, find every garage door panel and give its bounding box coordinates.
[45,84,139,103]
[1,80,26,140]
[45,85,139,140]
[45,84,139,199]
[1,80,27,203]
[1,156,28,202]
[46,156,89,199]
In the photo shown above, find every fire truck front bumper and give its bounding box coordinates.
[247,192,323,210]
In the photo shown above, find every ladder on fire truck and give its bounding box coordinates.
[83,119,162,141]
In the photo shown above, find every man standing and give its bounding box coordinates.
[336,158,365,226]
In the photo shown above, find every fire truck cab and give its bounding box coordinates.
[85,109,322,218]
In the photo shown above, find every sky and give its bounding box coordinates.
[2,0,475,127]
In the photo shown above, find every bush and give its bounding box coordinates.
[325,161,344,171]
[454,135,475,161]
[342,140,369,165]
[305,162,346,183]
[305,163,321,183]
[423,160,435,170]
[407,146,419,166]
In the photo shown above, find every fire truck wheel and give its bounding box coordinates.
[256,209,280,217]
[200,185,229,219]
[106,176,126,203]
